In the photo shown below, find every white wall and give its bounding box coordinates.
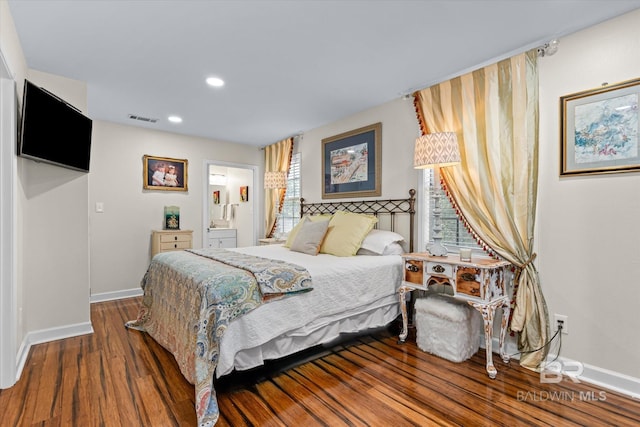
[19,70,92,335]
[537,9,640,380]
[89,121,262,296]
[300,97,420,202]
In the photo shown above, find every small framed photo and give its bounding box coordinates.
[561,77,640,176]
[213,190,220,204]
[143,155,188,191]
[322,122,381,199]
[240,186,249,202]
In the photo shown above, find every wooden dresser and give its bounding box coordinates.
[151,229,193,257]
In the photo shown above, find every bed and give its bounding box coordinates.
[126,190,416,426]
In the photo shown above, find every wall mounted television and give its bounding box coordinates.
[18,80,93,173]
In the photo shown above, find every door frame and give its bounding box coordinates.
[201,159,259,248]
[0,49,18,389]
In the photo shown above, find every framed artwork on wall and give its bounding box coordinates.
[240,186,249,202]
[322,122,381,199]
[213,190,220,204]
[143,155,188,191]
[561,77,640,176]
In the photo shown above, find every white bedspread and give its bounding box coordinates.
[216,244,402,376]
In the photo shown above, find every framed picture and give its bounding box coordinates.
[561,77,640,176]
[143,155,188,191]
[240,186,249,202]
[322,122,381,199]
[213,190,220,204]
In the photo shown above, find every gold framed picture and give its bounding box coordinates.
[143,155,188,191]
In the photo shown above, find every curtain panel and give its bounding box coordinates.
[413,50,549,370]
[264,138,293,238]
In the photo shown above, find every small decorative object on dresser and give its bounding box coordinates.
[151,229,193,258]
[163,205,180,230]
[399,252,511,379]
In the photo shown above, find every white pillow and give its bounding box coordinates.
[357,229,408,255]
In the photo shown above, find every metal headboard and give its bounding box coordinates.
[300,189,416,252]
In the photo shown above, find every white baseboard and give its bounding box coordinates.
[14,289,141,381]
[15,321,93,381]
[545,353,640,400]
[90,287,142,303]
[482,336,639,399]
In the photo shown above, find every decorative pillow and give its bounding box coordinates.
[357,229,408,255]
[357,242,405,256]
[284,214,333,248]
[289,219,330,255]
[320,210,377,257]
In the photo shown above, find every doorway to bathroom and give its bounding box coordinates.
[202,160,259,248]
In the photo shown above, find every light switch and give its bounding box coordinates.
[95,202,104,213]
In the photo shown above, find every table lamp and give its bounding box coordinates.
[414,132,461,256]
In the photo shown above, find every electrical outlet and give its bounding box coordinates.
[554,314,568,335]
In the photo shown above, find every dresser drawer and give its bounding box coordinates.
[151,230,193,257]
[425,261,453,278]
[456,267,481,298]
[160,240,191,251]
[404,260,423,285]
[159,233,192,243]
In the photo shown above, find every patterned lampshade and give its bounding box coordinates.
[264,171,287,189]
[414,132,461,168]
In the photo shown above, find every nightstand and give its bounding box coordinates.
[258,238,286,246]
[151,229,193,258]
[399,253,512,379]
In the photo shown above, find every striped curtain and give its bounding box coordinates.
[413,50,549,370]
[264,138,293,238]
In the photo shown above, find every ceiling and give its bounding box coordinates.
[8,1,640,147]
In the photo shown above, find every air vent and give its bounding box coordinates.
[128,114,158,123]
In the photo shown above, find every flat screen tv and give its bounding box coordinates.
[18,80,93,173]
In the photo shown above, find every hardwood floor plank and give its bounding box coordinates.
[223,388,287,427]
[254,379,323,426]
[281,367,369,427]
[270,371,355,427]
[2,297,640,427]
[135,375,179,427]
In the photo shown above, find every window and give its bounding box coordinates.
[421,169,480,252]
[275,152,301,235]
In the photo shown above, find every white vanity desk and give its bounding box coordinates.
[399,253,512,379]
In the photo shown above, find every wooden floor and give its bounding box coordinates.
[1,298,640,426]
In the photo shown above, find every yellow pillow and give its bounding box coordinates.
[284,214,332,248]
[320,211,378,257]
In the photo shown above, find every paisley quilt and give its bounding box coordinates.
[125,248,312,426]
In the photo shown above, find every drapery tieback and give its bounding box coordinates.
[516,252,537,270]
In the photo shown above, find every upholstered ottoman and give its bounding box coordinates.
[414,294,481,362]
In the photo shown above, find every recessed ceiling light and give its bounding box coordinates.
[206,77,225,87]
[168,115,182,123]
